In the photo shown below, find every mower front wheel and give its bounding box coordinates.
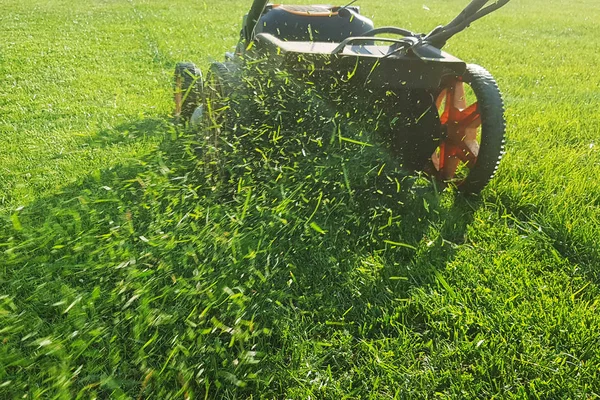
[430,64,506,194]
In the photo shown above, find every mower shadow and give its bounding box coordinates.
[261,184,479,342]
[3,115,483,397]
[82,117,173,148]
[83,117,481,336]
[13,113,480,317]
[5,117,179,241]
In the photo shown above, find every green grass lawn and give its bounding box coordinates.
[1,0,600,398]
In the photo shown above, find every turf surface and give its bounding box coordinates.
[1,0,600,398]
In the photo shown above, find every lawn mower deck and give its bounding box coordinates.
[252,32,466,90]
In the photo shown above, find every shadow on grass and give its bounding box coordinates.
[6,116,175,232]
[492,190,600,284]
[0,108,482,398]
[82,117,174,148]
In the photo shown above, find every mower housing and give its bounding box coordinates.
[254,5,374,42]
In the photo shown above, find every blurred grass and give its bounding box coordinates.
[1,0,600,398]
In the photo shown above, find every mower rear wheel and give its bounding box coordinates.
[174,62,203,123]
[430,64,506,194]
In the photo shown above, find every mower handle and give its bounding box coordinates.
[245,0,270,42]
[243,0,509,48]
[445,0,489,29]
[425,0,510,48]
[331,36,415,55]
[362,27,418,38]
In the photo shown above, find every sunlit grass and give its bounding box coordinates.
[1,0,600,398]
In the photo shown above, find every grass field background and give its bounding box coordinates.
[1,0,600,398]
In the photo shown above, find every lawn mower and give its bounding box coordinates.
[174,0,510,194]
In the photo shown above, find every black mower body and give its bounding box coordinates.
[230,3,475,168]
[255,5,374,42]
[238,5,466,91]
[178,0,510,191]
[252,32,466,90]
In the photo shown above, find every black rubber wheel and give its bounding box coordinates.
[204,62,241,132]
[201,62,241,182]
[174,62,203,122]
[209,62,240,96]
[430,64,506,194]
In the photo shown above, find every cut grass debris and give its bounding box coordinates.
[1,0,600,398]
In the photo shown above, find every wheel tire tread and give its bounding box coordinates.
[174,62,203,122]
[459,63,506,194]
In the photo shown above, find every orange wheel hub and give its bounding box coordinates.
[432,79,482,182]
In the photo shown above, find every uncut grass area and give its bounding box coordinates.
[1,0,600,398]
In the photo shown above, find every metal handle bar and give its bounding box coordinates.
[245,0,270,42]
[362,27,418,38]
[426,0,510,47]
[445,0,489,29]
[331,37,414,54]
